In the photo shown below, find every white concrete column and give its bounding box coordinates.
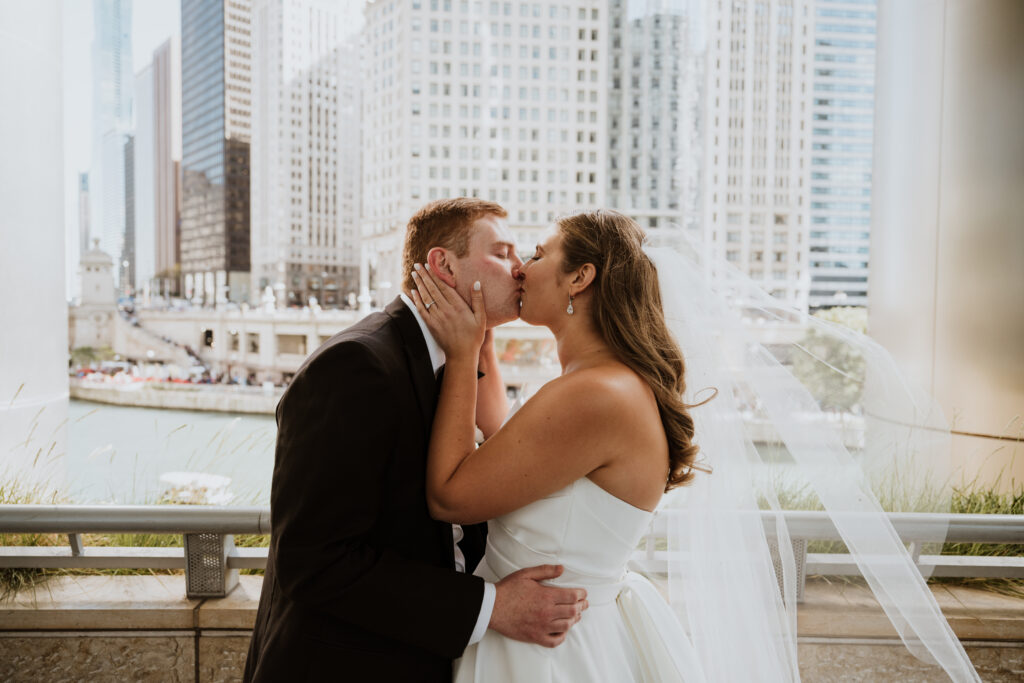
[870,0,1024,490]
[0,0,68,491]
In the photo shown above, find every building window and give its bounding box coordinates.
[277,334,307,356]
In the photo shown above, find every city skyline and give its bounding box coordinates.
[62,0,180,299]
[361,0,613,305]
[250,0,364,308]
[61,0,880,313]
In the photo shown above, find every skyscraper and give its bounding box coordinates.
[361,0,609,304]
[123,134,135,294]
[702,0,814,309]
[100,126,132,289]
[180,0,253,304]
[808,0,876,309]
[153,37,183,298]
[134,63,157,299]
[78,173,91,259]
[251,0,363,309]
[607,0,705,238]
[91,0,133,288]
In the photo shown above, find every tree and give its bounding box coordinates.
[791,307,867,412]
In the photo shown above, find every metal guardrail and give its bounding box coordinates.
[0,505,271,534]
[0,505,270,598]
[634,510,1024,602]
[1,505,1022,600]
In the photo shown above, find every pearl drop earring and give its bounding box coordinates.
[566,294,574,315]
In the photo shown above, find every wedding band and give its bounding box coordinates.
[425,300,435,310]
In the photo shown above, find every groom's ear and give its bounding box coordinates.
[426,247,457,288]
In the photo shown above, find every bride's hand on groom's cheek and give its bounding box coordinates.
[411,263,487,359]
[488,564,589,648]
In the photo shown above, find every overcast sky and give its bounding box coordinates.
[63,0,180,294]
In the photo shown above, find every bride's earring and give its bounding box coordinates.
[566,294,574,315]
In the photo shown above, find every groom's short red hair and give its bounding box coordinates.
[401,198,508,293]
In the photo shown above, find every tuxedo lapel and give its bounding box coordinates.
[384,297,438,434]
[383,297,457,568]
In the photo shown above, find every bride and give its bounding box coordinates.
[411,209,980,682]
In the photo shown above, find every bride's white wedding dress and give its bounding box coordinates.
[453,242,981,682]
[454,476,705,683]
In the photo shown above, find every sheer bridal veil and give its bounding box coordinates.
[644,241,980,682]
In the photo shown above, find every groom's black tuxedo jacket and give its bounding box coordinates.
[244,297,488,682]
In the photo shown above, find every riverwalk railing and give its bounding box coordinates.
[1,505,1021,600]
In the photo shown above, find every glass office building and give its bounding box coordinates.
[180,0,252,304]
[808,0,877,309]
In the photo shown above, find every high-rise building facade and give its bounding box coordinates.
[123,135,136,294]
[702,0,813,309]
[99,126,132,289]
[91,0,133,287]
[180,0,253,304]
[808,0,875,309]
[607,0,705,238]
[361,0,609,304]
[153,37,183,298]
[251,0,363,309]
[133,63,157,299]
[134,38,183,301]
[78,173,91,259]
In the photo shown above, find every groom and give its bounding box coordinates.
[244,199,587,682]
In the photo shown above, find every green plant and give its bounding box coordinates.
[758,472,1024,595]
[2,471,1019,598]
[0,481,66,600]
[934,486,1024,597]
[790,307,868,413]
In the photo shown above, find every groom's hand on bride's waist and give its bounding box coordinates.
[488,564,589,648]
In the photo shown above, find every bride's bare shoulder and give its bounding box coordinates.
[529,364,655,417]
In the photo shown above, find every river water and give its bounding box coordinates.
[52,400,935,508]
[63,399,277,504]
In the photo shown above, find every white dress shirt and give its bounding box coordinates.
[399,294,495,646]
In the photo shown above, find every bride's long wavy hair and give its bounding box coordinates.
[556,209,711,490]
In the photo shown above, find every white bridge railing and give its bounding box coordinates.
[1,505,1021,600]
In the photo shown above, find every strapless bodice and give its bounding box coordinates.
[478,476,655,605]
[457,476,706,682]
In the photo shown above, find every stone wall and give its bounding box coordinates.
[70,380,281,415]
[0,575,257,683]
[1,633,197,682]
[2,575,1023,681]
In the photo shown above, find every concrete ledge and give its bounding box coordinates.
[3,575,1023,639]
[799,579,1024,641]
[2,575,1023,681]
[0,575,201,630]
[196,576,263,629]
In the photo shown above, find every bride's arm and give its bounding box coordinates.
[429,371,620,524]
[475,329,509,439]
[411,265,617,524]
